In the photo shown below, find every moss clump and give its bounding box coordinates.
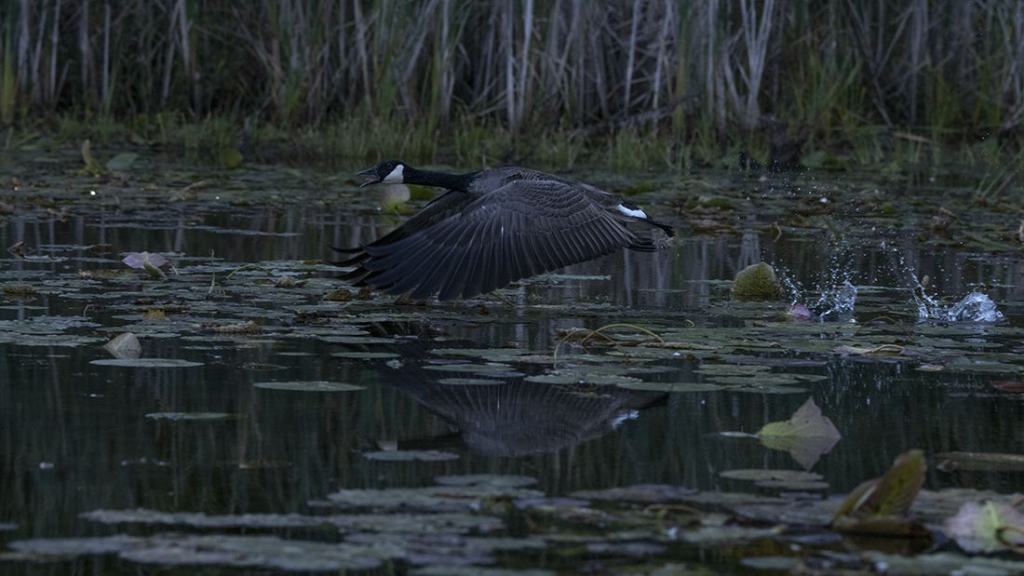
[731,262,783,301]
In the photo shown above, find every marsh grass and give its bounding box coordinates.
[0,0,1021,168]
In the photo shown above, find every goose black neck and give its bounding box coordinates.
[403,167,475,191]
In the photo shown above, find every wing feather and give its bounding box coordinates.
[344,179,644,299]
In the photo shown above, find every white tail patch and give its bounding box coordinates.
[617,204,648,219]
[383,164,405,183]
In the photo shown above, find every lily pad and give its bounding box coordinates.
[616,381,724,393]
[331,351,401,360]
[90,358,203,368]
[103,332,141,359]
[757,397,841,469]
[144,412,233,422]
[437,377,504,386]
[680,525,781,545]
[434,475,538,488]
[935,451,1024,472]
[253,381,364,392]
[8,533,395,572]
[719,469,823,483]
[363,450,459,462]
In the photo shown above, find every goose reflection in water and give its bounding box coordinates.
[389,377,666,457]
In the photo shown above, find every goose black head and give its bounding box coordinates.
[357,160,407,187]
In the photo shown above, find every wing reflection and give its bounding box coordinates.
[390,378,665,457]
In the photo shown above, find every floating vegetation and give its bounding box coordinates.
[103,332,141,359]
[755,398,842,469]
[363,450,459,462]
[616,381,723,393]
[5,533,396,572]
[935,452,1024,472]
[89,358,203,368]
[831,450,928,538]
[3,149,1024,575]
[331,351,401,360]
[144,412,234,422]
[252,381,364,392]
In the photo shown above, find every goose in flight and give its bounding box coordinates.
[334,161,673,300]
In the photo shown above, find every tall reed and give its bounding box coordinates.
[0,0,1021,153]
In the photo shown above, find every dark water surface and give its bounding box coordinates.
[1,151,1023,573]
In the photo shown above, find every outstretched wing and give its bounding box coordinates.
[343,179,642,300]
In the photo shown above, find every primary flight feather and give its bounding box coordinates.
[334,161,674,300]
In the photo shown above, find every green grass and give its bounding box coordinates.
[8,110,1024,177]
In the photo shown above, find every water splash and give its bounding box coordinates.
[919,291,1004,322]
[813,279,857,321]
[906,268,1002,322]
[776,253,857,322]
[810,249,858,321]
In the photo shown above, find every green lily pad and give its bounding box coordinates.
[363,450,459,462]
[144,412,233,422]
[437,377,504,386]
[615,381,724,393]
[90,358,203,368]
[719,469,823,482]
[757,397,841,469]
[253,381,364,392]
[434,475,538,488]
[331,351,401,360]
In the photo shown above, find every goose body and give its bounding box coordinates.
[336,161,673,300]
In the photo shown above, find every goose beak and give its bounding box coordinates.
[356,166,380,188]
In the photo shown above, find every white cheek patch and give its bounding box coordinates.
[617,204,648,219]
[383,164,404,183]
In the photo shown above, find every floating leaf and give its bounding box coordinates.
[105,152,138,172]
[757,397,841,469]
[363,450,459,462]
[142,308,167,321]
[145,413,233,422]
[8,533,392,572]
[103,332,141,359]
[2,284,38,298]
[332,351,400,360]
[207,321,261,334]
[253,381,364,392]
[936,452,1024,472]
[861,552,1024,576]
[90,358,203,368]
[680,525,781,545]
[525,371,640,386]
[943,501,1024,553]
[122,252,170,270]
[831,449,928,537]
[719,469,823,483]
[570,484,698,504]
[437,377,504,386]
[754,479,830,491]
[616,381,723,393]
[833,344,904,356]
[434,475,537,489]
[326,485,543,512]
